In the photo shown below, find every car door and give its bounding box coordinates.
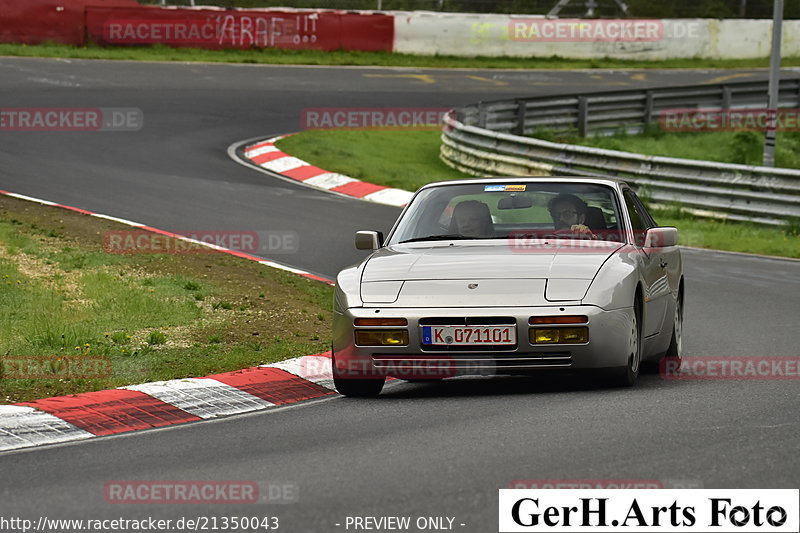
[623,189,667,338]
[632,190,681,328]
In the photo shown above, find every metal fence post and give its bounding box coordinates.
[722,85,732,111]
[577,97,588,137]
[644,91,654,126]
[515,100,527,136]
[794,78,800,107]
[763,0,783,167]
[478,103,487,129]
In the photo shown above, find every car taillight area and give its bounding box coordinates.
[354,317,410,346]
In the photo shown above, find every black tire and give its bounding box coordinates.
[664,292,683,361]
[642,291,683,374]
[331,352,385,398]
[609,298,642,387]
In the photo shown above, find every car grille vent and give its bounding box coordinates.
[371,353,573,371]
[421,343,518,352]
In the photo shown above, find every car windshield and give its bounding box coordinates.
[387,182,624,245]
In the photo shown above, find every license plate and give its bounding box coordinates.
[421,326,516,346]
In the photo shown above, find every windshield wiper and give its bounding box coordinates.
[398,234,474,244]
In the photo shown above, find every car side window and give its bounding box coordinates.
[628,190,658,228]
[623,190,652,247]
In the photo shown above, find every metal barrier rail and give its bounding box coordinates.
[441,78,800,225]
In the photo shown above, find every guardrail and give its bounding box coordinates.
[441,78,800,226]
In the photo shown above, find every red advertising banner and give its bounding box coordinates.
[0,0,138,45]
[85,7,394,51]
[0,0,393,52]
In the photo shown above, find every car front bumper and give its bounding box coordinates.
[332,305,635,380]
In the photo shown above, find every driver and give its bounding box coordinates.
[451,200,495,238]
[547,193,595,238]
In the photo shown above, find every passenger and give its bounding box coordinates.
[547,193,595,238]
[450,200,495,238]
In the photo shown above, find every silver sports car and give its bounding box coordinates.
[333,177,683,397]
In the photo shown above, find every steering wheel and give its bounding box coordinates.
[542,228,592,239]
[544,229,582,239]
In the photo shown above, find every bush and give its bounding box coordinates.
[147,331,167,345]
[725,131,762,165]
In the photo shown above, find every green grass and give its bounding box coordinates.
[2,42,800,70]
[0,254,204,356]
[278,130,465,191]
[653,212,800,258]
[84,272,203,329]
[277,128,800,258]
[0,204,333,404]
[540,128,800,168]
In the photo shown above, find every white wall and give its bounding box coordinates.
[392,13,800,60]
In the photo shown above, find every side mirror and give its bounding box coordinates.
[644,227,678,248]
[355,230,383,251]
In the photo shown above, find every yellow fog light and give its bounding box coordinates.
[530,327,589,345]
[532,329,560,344]
[355,330,409,346]
[560,327,589,343]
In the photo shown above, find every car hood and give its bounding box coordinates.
[359,241,622,306]
[362,241,622,282]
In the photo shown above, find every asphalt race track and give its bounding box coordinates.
[0,58,798,532]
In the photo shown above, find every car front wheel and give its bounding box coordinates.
[331,352,385,398]
[609,300,642,387]
[643,292,683,374]
[665,293,683,361]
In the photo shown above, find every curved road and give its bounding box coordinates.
[0,58,798,532]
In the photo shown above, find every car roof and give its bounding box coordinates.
[417,176,629,191]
